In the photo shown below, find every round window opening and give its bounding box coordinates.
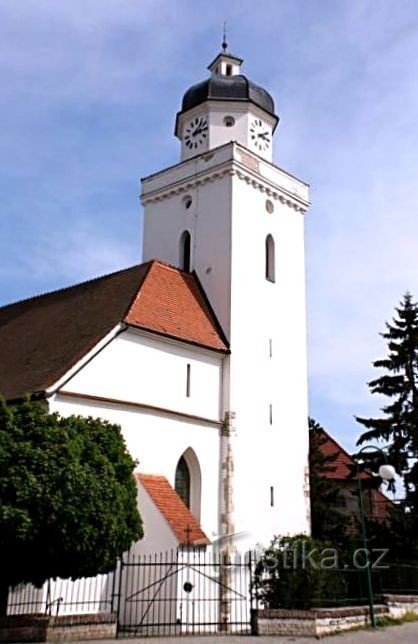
[265,199,274,214]
[183,195,192,209]
[224,116,235,127]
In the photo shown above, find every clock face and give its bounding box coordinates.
[249,118,271,152]
[184,116,208,150]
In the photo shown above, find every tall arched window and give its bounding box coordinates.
[179,230,191,272]
[174,448,202,520]
[265,234,275,282]
[175,456,191,508]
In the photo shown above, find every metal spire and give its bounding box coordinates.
[221,21,228,52]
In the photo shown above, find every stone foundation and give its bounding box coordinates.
[384,594,418,619]
[0,613,116,643]
[256,596,418,637]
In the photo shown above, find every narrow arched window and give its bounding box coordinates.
[179,230,191,272]
[174,449,201,520]
[175,456,191,508]
[265,234,275,282]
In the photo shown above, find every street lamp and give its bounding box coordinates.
[354,446,396,629]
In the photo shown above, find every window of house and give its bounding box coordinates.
[265,234,275,282]
[265,199,274,214]
[180,230,191,272]
[270,486,274,507]
[183,195,192,209]
[175,456,191,508]
[186,363,191,397]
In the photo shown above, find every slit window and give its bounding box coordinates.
[265,234,275,282]
[186,363,191,397]
[269,404,273,425]
[270,486,274,507]
[180,230,191,272]
[269,338,273,358]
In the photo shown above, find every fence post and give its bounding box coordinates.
[115,557,124,638]
[249,550,259,635]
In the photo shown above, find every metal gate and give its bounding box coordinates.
[116,547,256,637]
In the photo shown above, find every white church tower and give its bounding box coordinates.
[142,45,311,546]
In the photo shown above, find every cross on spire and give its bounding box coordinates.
[222,21,228,52]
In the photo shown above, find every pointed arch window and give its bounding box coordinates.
[265,234,275,282]
[179,230,191,272]
[174,449,202,520]
[175,456,191,508]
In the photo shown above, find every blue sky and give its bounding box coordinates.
[1,0,418,452]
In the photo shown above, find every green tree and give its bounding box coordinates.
[309,418,348,545]
[356,292,418,519]
[0,399,143,614]
[254,534,347,609]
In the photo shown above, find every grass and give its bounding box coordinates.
[376,611,418,627]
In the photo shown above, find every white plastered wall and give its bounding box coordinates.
[227,167,310,546]
[48,328,224,542]
[177,102,275,163]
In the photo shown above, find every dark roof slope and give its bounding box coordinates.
[0,261,227,401]
[181,74,276,117]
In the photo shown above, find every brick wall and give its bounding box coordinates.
[0,613,116,643]
[257,605,388,637]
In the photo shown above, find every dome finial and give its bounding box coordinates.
[222,21,228,52]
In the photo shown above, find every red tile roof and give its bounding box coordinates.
[314,427,395,517]
[137,473,209,546]
[316,429,361,480]
[125,262,227,351]
[0,261,228,401]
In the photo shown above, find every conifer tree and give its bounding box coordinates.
[356,292,418,516]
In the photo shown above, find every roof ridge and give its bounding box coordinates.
[0,263,146,312]
[137,473,164,481]
[150,259,194,275]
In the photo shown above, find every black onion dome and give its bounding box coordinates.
[181,74,275,117]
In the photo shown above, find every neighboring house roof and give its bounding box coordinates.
[315,426,395,519]
[0,260,228,401]
[137,473,210,546]
[316,428,360,480]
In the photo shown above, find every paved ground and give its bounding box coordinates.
[82,620,418,643]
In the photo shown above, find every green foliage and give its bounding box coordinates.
[254,534,347,610]
[0,399,143,590]
[309,418,348,545]
[356,293,418,527]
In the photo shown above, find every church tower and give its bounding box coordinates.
[141,46,311,546]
